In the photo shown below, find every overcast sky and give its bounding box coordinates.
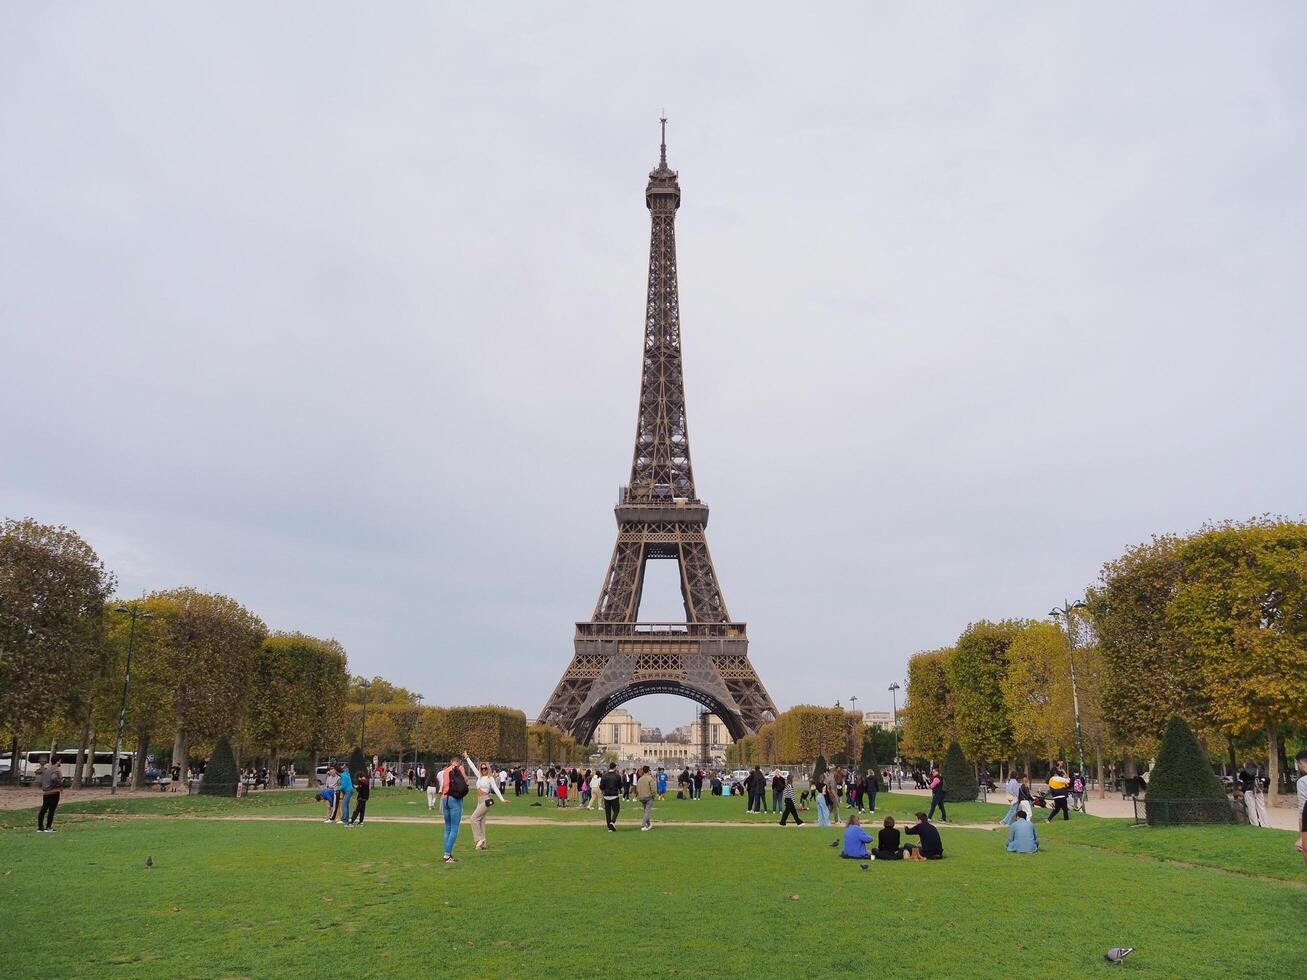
[3,4,1304,732]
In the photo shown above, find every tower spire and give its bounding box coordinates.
[659,114,667,168]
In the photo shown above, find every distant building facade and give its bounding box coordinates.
[863,710,895,729]
[593,707,733,764]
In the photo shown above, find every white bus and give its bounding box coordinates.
[0,749,124,785]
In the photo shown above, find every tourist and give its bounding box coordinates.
[1295,749,1307,869]
[1239,761,1270,828]
[1017,773,1034,819]
[599,762,623,831]
[349,769,370,825]
[828,770,842,824]
[470,760,508,851]
[1006,810,1039,853]
[656,766,668,800]
[37,758,62,833]
[904,811,944,860]
[437,754,469,863]
[839,812,874,860]
[588,769,601,809]
[1000,771,1022,825]
[815,771,832,827]
[536,766,545,797]
[872,815,903,860]
[693,768,704,801]
[1071,771,1086,812]
[1046,765,1071,822]
[770,769,784,813]
[555,769,568,808]
[337,764,354,827]
[927,767,947,822]
[867,768,882,814]
[636,765,656,831]
[779,773,804,826]
[323,765,340,823]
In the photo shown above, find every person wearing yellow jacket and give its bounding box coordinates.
[1047,766,1072,822]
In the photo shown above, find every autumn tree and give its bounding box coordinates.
[157,589,267,780]
[1085,535,1195,765]
[1169,520,1307,798]
[0,519,115,782]
[900,649,954,762]
[944,621,1022,766]
[103,595,177,788]
[299,637,350,777]
[247,633,344,775]
[1002,620,1073,771]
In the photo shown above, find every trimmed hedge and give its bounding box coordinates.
[941,741,978,802]
[1144,715,1232,825]
[200,736,238,797]
[420,706,528,764]
[347,745,367,778]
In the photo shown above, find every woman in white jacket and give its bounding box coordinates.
[468,755,508,851]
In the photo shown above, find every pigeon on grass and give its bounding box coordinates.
[1103,947,1134,965]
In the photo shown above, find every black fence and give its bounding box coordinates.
[1131,797,1247,826]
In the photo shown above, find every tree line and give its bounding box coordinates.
[900,518,1307,795]
[0,518,570,786]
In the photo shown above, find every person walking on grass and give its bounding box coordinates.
[599,762,623,832]
[656,767,668,801]
[927,767,947,822]
[1046,765,1071,822]
[1239,760,1271,828]
[865,768,881,815]
[470,759,508,851]
[637,765,657,831]
[1001,771,1022,825]
[437,755,469,863]
[37,759,62,833]
[815,771,832,827]
[349,769,370,826]
[779,773,804,826]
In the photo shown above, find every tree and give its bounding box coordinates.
[772,706,847,763]
[859,726,895,771]
[349,675,419,707]
[299,638,350,779]
[1086,535,1195,760]
[347,745,367,777]
[1002,620,1074,768]
[945,622,1022,765]
[1169,520,1307,798]
[247,633,339,776]
[157,589,268,781]
[900,649,953,762]
[941,740,978,803]
[0,519,115,782]
[103,596,176,788]
[200,735,239,797]
[1144,715,1230,825]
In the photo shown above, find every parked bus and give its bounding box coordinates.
[0,749,128,785]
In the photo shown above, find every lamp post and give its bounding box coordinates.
[111,604,153,795]
[888,682,901,789]
[1050,599,1089,815]
[358,679,372,753]
[413,693,424,785]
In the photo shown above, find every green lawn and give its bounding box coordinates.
[1,794,1304,979]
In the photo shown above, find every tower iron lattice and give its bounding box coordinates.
[538,122,778,745]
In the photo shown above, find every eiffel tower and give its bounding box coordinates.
[538,121,778,744]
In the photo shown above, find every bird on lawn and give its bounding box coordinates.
[145,856,153,868]
[1104,947,1135,965]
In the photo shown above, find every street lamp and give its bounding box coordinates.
[888,682,901,789]
[1050,599,1089,815]
[358,679,372,753]
[111,604,154,795]
[412,693,424,785]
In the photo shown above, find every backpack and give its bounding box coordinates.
[445,766,468,800]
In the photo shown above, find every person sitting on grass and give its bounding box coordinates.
[904,811,944,860]
[840,812,874,859]
[872,815,903,860]
[1006,809,1039,853]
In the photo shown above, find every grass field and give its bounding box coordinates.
[1,790,1304,979]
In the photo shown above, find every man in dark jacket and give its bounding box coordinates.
[770,770,785,813]
[904,811,944,859]
[599,763,623,831]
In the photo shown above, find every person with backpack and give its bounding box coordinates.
[927,767,947,822]
[437,755,469,863]
[1070,771,1086,812]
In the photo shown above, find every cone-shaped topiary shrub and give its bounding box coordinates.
[348,746,367,778]
[859,736,878,772]
[941,741,979,802]
[813,754,829,782]
[200,736,238,797]
[1144,715,1232,825]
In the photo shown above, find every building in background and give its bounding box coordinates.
[593,707,733,764]
[863,710,895,729]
